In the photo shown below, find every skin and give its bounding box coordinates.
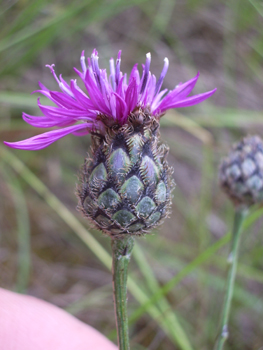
[0,288,117,350]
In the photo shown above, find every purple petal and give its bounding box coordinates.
[145,74,156,105]
[115,50,122,87]
[116,75,125,100]
[151,89,168,111]
[155,73,202,112]
[113,92,127,123]
[159,88,217,111]
[70,80,95,110]
[129,64,140,86]
[80,50,87,74]
[125,78,138,113]
[108,94,116,119]
[38,99,94,119]
[50,91,85,110]
[22,113,74,128]
[38,81,49,91]
[140,53,151,94]
[4,124,91,150]
[91,51,102,91]
[109,58,116,91]
[73,67,83,79]
[154,57,169,97]
[33,89,64,108]
[84,70,111,115]
[140,71,152,105]
[59,74,74,97]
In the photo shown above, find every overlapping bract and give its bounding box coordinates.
[4,49,216,150]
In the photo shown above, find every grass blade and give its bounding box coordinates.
[133,243,193,350]
[1,166,31,293]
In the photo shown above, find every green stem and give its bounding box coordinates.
[112,236,135,350]
[214,208,248,350]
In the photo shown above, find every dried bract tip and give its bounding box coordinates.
[219,135,263,207]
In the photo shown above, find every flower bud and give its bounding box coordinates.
[219,135,263,207]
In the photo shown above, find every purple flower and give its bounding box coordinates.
[4,49,216,150]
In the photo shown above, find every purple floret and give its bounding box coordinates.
[4,49,216,150]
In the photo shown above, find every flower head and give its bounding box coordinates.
[219,135,263,207]
[4,49,216,150]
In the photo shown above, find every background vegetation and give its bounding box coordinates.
[1,0,263,349]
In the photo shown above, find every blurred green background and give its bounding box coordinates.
[1,0,263,349]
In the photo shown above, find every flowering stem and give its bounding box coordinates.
[112,236,134,350]
[214,208,247,350]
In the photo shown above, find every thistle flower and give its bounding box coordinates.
[5,49,216,236]
[219,135,263,207]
